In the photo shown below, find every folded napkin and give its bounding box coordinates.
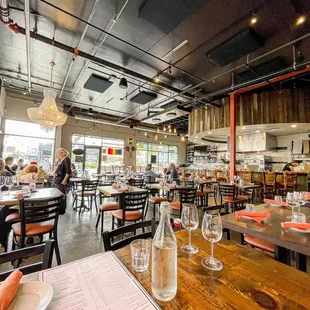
[281,222,310,230]
[112,183,120,189]
[235,211,270,223]
[263,198,288,207]
[0,269,23,309]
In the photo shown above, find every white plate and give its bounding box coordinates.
[239,216,255,220]
[290,227,310,233]
[269,203,283,207]
[8,281,53,310]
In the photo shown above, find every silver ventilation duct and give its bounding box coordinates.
[0,0,10,24]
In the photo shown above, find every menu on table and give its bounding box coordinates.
[40,251,160,310]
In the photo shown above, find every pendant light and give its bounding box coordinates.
[119,77,128,89]
[27,62,67,127]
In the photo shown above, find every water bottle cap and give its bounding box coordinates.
[160,201,171,214]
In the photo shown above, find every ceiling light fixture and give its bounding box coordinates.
[27,62,67,128]
[166,112,177,119]
[162,39,188,58]
[154,77,160,83]
[208,131,211,134]
[173,128,177,133]
[296,15,306,25]
[23,92,27,95]
[242,126,246,129]
[163,126,167,132]
[250,12,258,25]
[157,127,160,132]
[152,117,161,123]
[144,132,148,136]
[255,130,260,133]
[169,128,172,133]
[164,134,168,139]
[181,136,185,142]
[291,124,297,128]
[160,140,163,145]
[154,134,158,141]
[119,77,128,89]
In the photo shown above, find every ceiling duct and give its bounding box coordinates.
[139,0,204,34]
[130,91,157,105]
[206,28,264,67]
[142,104,191,125]
[0,0,10,23]
[236,57,287,83]
[84,74,113,93]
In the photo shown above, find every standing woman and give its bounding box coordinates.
[54,148,71,214]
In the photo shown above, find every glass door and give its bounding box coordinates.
[84,147,101,175]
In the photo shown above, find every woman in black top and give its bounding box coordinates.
[54,148,71,193]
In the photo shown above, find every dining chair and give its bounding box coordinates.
[278,172,297,194]
[11,197,62,265]
[111,192,148,228]
[102,218,155,251]
[128,178,144,188]
[170,187,196,217]
[0,240,54,281]
[263,172,277,194]
[72,179,99,213]
[95,200,119,234]
[203,182,218,207]
[218,183,247,213]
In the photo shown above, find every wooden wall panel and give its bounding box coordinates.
[188,87,310,135]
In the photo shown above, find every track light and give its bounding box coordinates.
[296,15,306,25]
[250,12,258,25]
[119,77,128,89]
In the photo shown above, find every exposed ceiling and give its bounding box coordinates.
[1,0,310,133]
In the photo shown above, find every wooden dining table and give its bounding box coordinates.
[22,229,310,309]
[222,203,310,272]
[0,188,64,206]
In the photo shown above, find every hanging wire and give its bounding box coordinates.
[49,61,55,87]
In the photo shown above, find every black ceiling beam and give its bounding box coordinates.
[12,25,221,108]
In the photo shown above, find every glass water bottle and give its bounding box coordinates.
[152,202,177,301]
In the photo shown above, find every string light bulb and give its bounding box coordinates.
[169,127,172,133]
[181,136,185,142]
[173,128,177,133]
[160,140,163,145]
[144,132,148,136]
[164,134,168,139]
[157,127,160,133]
[154,134,158,141]
[163,126,166,132]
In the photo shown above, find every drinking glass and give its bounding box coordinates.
[286,192,298,220]
[0,176,5,198]
[245,204,255,212]
[292,212,306,223]
[181,204,199,254]
[130,239,151,272]
[5,176,14,196]
[201,212,223,271]
[274,195,282,202]
[296,192,306,213]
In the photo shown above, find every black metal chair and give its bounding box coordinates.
[102,219,156,251]
[218,183,247,213]
[170,187,196,217]
[128,178,144,188]
[111,192,148,228]
[11,197,62,265]
[72,179,99,213]
[0,240,54,281]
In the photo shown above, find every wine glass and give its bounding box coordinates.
[286,192,298,220]
[5,176,14,196]
[0,176,5,198]
[201,212,223,271]
[181,204,199,254]
[296,192,306,213]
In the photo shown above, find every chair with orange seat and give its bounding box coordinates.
[218,183,247,213]
[111,192,148,228]
[170,187,196,217]
[11,197,62,265]
[95,201,119,234]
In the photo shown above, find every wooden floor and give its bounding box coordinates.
[0,193,309,274]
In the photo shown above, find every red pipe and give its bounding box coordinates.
[229,92,236,181]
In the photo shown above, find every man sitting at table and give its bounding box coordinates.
[0,158,12,176]
[144,164,157,182]
[282,160,300,172]
[4,157,16,175]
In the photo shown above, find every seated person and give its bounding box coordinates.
[20,162,49,180]
[166,163,178,180]
[4,157,16,175]
[0,158,12,176]
[282,160,300,172]
[11,159,25,172]
[143,164,157,182]
[71,164,78,177]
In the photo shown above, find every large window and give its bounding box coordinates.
[71,134,124,174]
[3,120,55,172]
[136,142,178,173]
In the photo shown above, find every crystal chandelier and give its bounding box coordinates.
[27,62,67,127]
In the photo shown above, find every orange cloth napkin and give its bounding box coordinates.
[281,222,310,230]
[235,211,270,223]
[264,198,288,207]
[112,183,120,189]
[0,269,23,310]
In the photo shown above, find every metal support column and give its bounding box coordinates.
[229,92,236,181]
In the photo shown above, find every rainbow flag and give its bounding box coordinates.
[108,148,122,155]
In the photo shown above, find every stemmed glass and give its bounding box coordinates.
[296,192,306,214]
[5,176,14,196]
[201,212,223,271]
[181,204,199,254]
[0,176,5,198]
[286,192,298,220]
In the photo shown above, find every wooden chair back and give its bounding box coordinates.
[103,219,156,251]
[0,240,54,281]
[239,172,252,183]
[283,172,297,186]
